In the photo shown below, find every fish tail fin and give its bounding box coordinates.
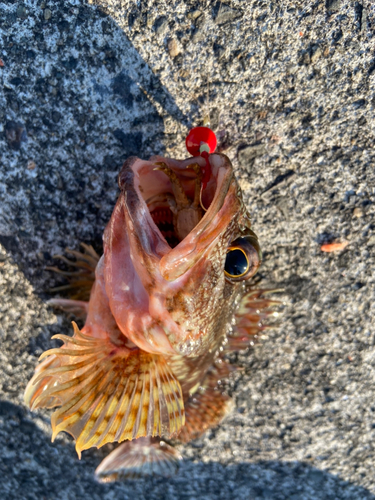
[95,437,182,482]
[24,322,185,457]
[47,243,100,303]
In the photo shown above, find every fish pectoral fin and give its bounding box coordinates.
[95,437,182,482]
[24,322,185,457]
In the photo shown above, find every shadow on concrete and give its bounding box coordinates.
[0,0,190,291]
[1,400,373,500]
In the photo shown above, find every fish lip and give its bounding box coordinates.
[118,153,239,281]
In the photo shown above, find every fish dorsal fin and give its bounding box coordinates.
[95,437,182,482]
[24,322,185,457]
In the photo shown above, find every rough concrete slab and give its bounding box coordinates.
[1,0,375,498]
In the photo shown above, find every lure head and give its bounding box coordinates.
[103,149,261,358]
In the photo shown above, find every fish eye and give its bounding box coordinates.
[224,234,262,282]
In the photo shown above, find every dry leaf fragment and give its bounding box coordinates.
[320,241,349,253]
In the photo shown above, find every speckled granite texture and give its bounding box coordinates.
[1,1,375,499]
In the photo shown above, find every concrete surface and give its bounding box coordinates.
[1,0,375,498]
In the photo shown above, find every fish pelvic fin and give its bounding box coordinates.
[24,322,185,457]
[95,437,182,482]
[179,388,231,443]
[178,360,233,443]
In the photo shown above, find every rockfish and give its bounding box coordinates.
[25,127,275,481]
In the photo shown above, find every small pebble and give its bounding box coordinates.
[154,16,168,35]
[17,4,28,19]
[44,8,52,20]
[27,160,36,170]
[5,121,27,150]
[215,5,241,25]
[311,47,322,63]
[187,10,202,20]
[353,207,364,217]
[167,39,180,58]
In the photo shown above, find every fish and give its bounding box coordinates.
[24,126,277,482]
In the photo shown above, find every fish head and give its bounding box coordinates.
[103,153,261,357]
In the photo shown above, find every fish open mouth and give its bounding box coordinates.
[147,196,180,248]
[133,157,219,248]
[119,154,236,280]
